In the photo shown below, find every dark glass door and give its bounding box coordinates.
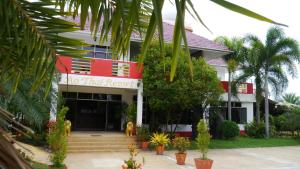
[76,100,106,130]
[106,102,122,131]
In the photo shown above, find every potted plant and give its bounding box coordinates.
[194,119,213,169]
[150,133,170,155]
[47,107,69,169]
[137,127,150,150]
[122,144,144,169]
[173,137,190,165]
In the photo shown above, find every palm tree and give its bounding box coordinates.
[215,37,246,121]
[282,93,300,105]
[245,27,300,138]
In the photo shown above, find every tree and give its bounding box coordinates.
[282,93,300,105]
[143,43,223,134]
[245,27,300,138]
[215,37,246,121]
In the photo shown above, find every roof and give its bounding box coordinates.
[63,16,229,52]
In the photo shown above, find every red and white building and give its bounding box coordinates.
[52,19,256,135]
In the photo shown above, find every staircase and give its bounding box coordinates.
[67,132,138,153]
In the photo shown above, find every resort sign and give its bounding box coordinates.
[59,74,139,89]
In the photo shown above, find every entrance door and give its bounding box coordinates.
[76,100,106,130]
[106,102,122,131]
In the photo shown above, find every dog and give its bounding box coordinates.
[126,121,134,137]
[64,120,72,137]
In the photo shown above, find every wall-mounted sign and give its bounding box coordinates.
[59,74,139,89]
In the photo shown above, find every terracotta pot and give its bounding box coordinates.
[194,158,213,169]
[122,164,128,169]
[175,152,187,165]
[155,145,165,155]
[141,141,150,150]
[49,164,67,169]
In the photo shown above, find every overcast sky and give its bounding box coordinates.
[162,0,300,98]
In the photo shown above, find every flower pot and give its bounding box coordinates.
[175,152,187,165]
[141,141,150,150]
[194,158,213,169]
[49,164,67,169]
[121,164,128,169]
[155,145,165,155]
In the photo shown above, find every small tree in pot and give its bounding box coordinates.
[137,127,150,150]
[194,119,212,169]
[150,133,170,155]
[173,137,190,165]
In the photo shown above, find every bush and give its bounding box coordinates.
[172,137,190,153]
[150,133,170,146]
[47,106,68,168]
[245,122,265,138]
[219,120,240,139]
[137,127,150,141]
[196,119,211,160]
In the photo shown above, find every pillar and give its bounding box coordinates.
[136,80,143,126]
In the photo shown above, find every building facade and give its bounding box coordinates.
[53,20,256,135]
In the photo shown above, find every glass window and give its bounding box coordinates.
[107,94,122,101]
[62,92,77,99]
[83,46,94,58]
[93,94,107,100]
[78,93,93,99]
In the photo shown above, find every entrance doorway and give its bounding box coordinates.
[63,92,123,131]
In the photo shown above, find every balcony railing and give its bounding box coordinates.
[221,81,253,94]
[56,56,142,79]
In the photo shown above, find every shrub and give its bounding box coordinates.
[47,106,68,168]
[196,119,211,160]
[137,127,150,141]
[172,137,190,153]
[219,120,240,139]
[150,133,170,147]
[245,122,265,138]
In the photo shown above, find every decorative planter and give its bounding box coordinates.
[155,145,165,155]
[194,158,213,169]
[49,164,67,169]
[141,141,150,150]
[121,164,128,169]
[175,152,187,165]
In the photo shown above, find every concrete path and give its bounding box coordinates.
[65,146,300,169]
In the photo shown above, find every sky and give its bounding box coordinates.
[162,0,300,98]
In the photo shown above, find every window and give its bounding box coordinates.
[78,93,93,100]
[107,94,122,101]
[209,106,247,124]
[62,92,77,99]
[83,45,112,59]
[93,94,107,100]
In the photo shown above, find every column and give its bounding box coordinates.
[49,80,58,121]
[136,80,143,126]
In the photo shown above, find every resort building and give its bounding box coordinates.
[53,18,256,135]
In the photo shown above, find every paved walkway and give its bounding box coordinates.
[65,146,300,169]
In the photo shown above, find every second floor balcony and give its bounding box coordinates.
[56,56,143,79]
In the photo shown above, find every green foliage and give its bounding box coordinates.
[47,106,68,168]
[125,103,137,123]
[282,93,300,105]
[172,137,190,153]
[137,127,150,141]
[123,144,144,169]
[219,120,240,139]
[245,122,265,138]
[275,108,300,136]
[196,119,211,160]
[150,133,170,146]
[143,43,223,131]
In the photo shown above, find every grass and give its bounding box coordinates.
[188,137,300,149]
[30,161,49,169]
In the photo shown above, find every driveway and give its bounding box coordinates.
[65,146,300,169]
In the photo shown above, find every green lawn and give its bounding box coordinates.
[189,137,300,149]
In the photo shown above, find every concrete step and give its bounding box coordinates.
[67,132,138,153]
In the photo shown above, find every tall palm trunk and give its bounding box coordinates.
[228,71,232,121]
[255,77,261,124]
[264,71,270,138]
